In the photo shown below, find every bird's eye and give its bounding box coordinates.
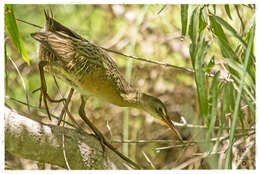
[158,107,163,113]
[158,107,167,116]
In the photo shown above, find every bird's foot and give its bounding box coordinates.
[33,60,66,120]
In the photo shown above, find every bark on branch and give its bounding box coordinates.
[4,106,132,169]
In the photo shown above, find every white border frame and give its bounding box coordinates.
[1,1,258,173]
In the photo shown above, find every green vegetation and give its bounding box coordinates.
[5,4,255,169]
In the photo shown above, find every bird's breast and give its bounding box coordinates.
[78,74,130,107]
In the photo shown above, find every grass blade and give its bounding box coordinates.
[212,82,234,169]
[5,5,30,65]
[206,72,220,150]
[224,5,232,20]
[181,4,188,38]
[189,7,199,66]
[5,43,8,94]
[189,7,208,122]
[194,35,209,122]
[225,23,255,169]
[209,15,238,60]
[213,15,246,47]
[123,5,149,157]
[225,58,255,103]
[199,8,206,33]
[188,7,199,44]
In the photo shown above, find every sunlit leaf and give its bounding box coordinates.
[213,15,246,47]
[213,4,216,15]
[5,4,30,65]
[205,56,215,73]
[199,8,206,33]
[206,72,220,150]
[224,5,232,20]
[225,23,255,169]
[189,7,199,66]
[181,4,188,38]
[188,7,199,44]
[194,34,209,121]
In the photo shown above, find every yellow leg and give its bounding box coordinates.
[78,95,106,154]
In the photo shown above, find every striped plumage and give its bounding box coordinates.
[31,11,183,141]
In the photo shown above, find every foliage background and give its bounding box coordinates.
[5,4,255,169]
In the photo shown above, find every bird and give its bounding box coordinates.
[31,11,183,142]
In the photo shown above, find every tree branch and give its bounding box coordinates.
[4,106,133,169]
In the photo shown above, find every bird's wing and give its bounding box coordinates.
[31,31,134,94]
[73,37,135,94]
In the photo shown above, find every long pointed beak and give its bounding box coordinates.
[161,116,183,142]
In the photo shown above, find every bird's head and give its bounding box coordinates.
[139,93,183,142]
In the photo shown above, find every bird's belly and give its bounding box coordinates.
[77,75,127,106]
[45,64,129,107]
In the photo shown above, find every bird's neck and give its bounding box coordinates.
[122,91,149,110]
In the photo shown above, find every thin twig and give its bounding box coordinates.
[5,96,76,129]
[171,119,254,131]
[8,56,30,112]
[192,151,225,156]
[111,128,255,144]
[225,104,249,117]
[106,120,113,140]
[110,131,255,151]
[241,4,255,10]
[51,76,80,128]
[16,17,233,82]
[157,5,167,15]
[102,47,233,82]
[102,47,194,73]
[234,141,255,169]
[142,151,156,169]
[54,80,74,126]
[175,155,205,169]
[111,139,182,144]
[16,18,42,28]
[234,5,245,32]
[154,131,255,151]
[61,112,71,169]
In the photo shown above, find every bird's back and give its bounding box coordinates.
[31,14,137,107]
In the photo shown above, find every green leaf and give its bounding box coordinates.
[225,58,255,103]
[212,82,234,168]
[188,7,199,44]
[189,7,209,122]
[217,36,238,59]
[210,16,239,59]
[225,58,254,88]
[199,8,206,33]
[206,72,220,150]
[225,23,255,169]
[238,105,246,138]
[224,5,232,20]
[213,15,247,48]
[242,92,255,120]
[181,4,188,38]
[213,4,216,15]
[193,34,209,121]
[223,82,235,112]
[205,56,215,73]
[209,15,228,43]
[243,25,256,80]
[189,7,199,67]
[5,42,8,94]
[5,4,30,65]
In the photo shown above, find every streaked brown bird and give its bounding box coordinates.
[31,11,183,141]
